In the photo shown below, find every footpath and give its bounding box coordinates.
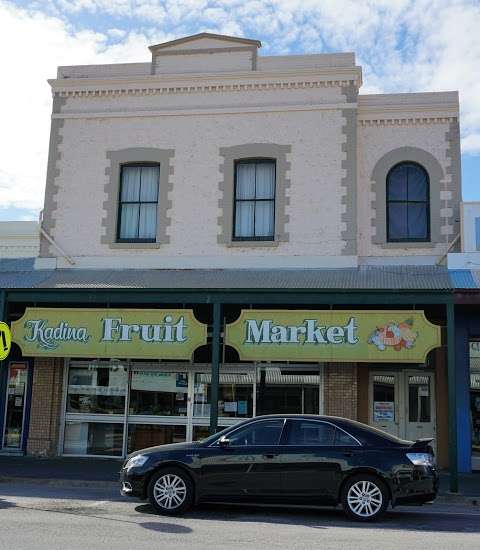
[0,455,479,504]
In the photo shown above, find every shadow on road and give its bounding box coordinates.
[0,498,16,509]
[136,501,480,534]
[139,522,192,534]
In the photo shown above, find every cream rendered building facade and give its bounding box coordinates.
[35,33,461,269]
[2,35,465,474]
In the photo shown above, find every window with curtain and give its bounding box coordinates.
[117,164,159,242]
[387,162,430,242]
[233,159,276,240]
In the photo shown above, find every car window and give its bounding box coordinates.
[335,429,360,446]
[286,420,335,446]
[227,419,284,446]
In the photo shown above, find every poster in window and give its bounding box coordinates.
[374,401,395,422]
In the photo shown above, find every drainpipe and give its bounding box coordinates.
[0,290,6,444]
[39,227,76,266]
[436,234,460,266]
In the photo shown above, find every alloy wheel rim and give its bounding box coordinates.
[153,474,187,510]
[347,480,383,517]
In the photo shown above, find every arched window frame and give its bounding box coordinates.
[386,161,431,243]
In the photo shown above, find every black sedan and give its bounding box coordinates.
[120,415,438,521]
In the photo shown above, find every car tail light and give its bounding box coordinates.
[406,452,434,467]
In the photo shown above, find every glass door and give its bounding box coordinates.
[405,372,436,443]
[369,373,400,437]
[369,370,436,445]
[2,362,29,450]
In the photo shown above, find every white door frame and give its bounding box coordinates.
[369,369,436,444]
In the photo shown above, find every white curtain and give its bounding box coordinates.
[234,161,275,238]
[255,162,275,199]
[235,202,255,237]
[255,201,274,237]
[121,166,141,201]
[119,204,139,239]
[119,165,159,239]
[236,163,256,199]
[140,166,159,202]
[138,204,157,239]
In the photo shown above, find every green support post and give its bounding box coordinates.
[446,301,458,493]
[209,302,221,435]
[0,290,6,441]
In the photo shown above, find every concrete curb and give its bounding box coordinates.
[0,476,118,489]
[436,494,479,505]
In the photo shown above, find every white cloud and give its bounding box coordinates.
[1,0,479,215]
[0,1,151,213]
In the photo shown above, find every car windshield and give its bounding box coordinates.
[195,424,242,445]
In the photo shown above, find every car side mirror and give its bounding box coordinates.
[218,436,231,448]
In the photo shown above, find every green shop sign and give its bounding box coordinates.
[11,308,207,360]
[225,310,441,363]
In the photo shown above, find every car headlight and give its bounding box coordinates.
[406,452,434,467]
[125,454,149,470]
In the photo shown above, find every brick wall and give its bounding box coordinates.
[324,363,358,419]
[26,357,64,456]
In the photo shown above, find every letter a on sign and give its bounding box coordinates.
[0,322,11,360]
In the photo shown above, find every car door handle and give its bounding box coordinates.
[343,452,353,458]
[262,454,276,459]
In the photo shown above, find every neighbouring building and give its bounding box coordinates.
[0,33,467,489]
[0,221,39,259]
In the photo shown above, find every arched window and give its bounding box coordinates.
[386,162,430,242]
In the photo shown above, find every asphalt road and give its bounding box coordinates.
[0,482,479,550]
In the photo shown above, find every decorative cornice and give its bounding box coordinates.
[360,116,457,126]
[49,68,361,99]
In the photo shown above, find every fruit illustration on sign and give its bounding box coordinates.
[368,319,418,351]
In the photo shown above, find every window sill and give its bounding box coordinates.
[377,241,437,249]
[108,242,162,249]
[226,239,280,248]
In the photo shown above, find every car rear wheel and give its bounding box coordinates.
[147,467,194,516]
[341,474,388,522]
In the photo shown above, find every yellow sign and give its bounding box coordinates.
[0,322,12,360]
[225,310,441,363]
[11,308,207,360]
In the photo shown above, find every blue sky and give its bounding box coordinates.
[0,0,479,221]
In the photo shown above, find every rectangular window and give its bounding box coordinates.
[233,159,275,240]
[66,364,127,415]
[63,421,124,456]
[475,217,480,251]
[117,164,159,242]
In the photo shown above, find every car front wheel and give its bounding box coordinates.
[147,467,194,516]
[341,474,389,522]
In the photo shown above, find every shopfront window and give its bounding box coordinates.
[128,424,186,453]
[193,371,254,418]
[2,363,29,449]
[61,362,325,457]
[63,421,124,456]
[129,370,188,416]
[66,364,127,415]
[256,366,321,415]
[470,342,480,464]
